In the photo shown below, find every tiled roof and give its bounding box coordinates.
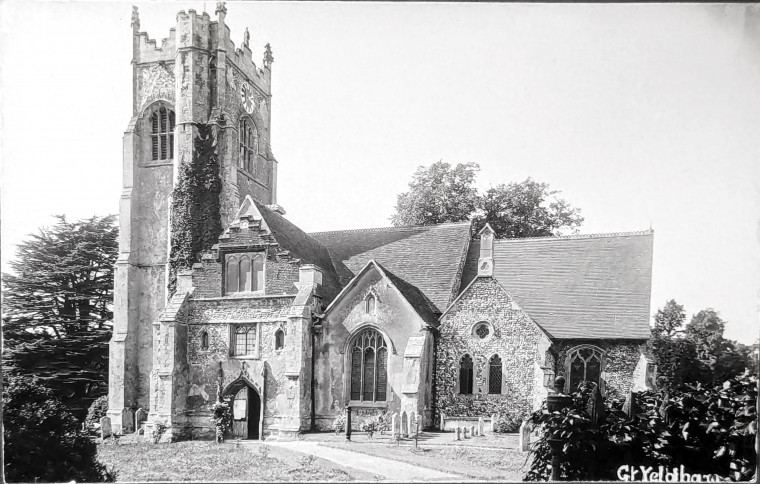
[460,231,654,340]
[379,263,440,327]
[311,222,472,312]
[253,200,343,299]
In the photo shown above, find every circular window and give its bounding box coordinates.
[475,323,490,339]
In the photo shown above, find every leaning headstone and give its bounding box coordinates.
[122,408,135,434]
[135,408,148,431]
[455,426,461,441]
[100,416,112,439]
[519,420,532,452]
[478,417,485,436]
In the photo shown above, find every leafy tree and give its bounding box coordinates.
[3,376,115,482]
[653,299,687,338]
[2,214,118,417]
[684,309,751,383]
[476,178,583,237]
[390,161,583,238]
[391,161,480,227]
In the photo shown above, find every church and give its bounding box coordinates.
[108,4,655,441]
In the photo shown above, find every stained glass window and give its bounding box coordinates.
[349,328,388,402]
[488,354,502,394]
[567,346,604,392]
[150,106,174,161]
[459,354,473,394]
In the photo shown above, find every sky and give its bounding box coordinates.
[1,1,759,343]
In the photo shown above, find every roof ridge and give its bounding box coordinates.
[309,221,472,236]
[495,229,654,242]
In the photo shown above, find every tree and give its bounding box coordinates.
[390,161,584,238]
[3,376,115,482]
[476,178,583,237]
[649,300,700,389]
[2,215,118,417]
[391,161,480,227]
[684,309,750,382]
[652,299,686,338]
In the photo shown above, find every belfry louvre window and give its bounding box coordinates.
[459,354,473,394]
[567,346,603,392]
[150,107,175,161]
[239,118,259,174]
[349,328,388,402]
[488,354,502,394]
[232,325,257,357]
[225,253,264,294]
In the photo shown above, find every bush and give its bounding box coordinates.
[359,414,383,439]
[332,409,347,435]
[3,376,115,482]
[211,398,232,443]
[524,374,757,481]
[493,414,522,433]
[86,395,109,430]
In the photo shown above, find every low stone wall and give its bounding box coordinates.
[440,414,495,432]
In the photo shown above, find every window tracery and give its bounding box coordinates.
[349,328,388,402]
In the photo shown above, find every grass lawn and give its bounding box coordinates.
[320,440,529,481]
[98,440,379,482]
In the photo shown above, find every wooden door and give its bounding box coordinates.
[231,387,248,439]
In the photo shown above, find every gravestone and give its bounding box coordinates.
[135,408,148,431]
[491,414,497,432]
[408,412,416,437]
[440,412,445,431]
[463,426,468,438]
[519,420,533,452]
[455,426,461,440]
[100,416,112,439]
[470,425,475,437]
[478,417,485,436]
[122,408,135,434]
[391,413,398,440]
[401,411,408,438]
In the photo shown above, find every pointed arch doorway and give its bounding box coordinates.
[223,380,262,440]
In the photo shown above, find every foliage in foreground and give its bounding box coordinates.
[3,376,115,483]
[524,374,757,481]
[2,214,118,418]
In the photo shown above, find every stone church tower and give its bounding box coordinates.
[108,3,279,432]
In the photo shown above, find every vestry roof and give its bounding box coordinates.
[311,222,472,312]
[460,231,654,340]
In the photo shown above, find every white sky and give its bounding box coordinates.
[1,1,759,344]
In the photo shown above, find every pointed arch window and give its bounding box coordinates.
[239,117,259,174]
[488,354,502,394]
[566,346,604,392]
[349,328,388,402]
[150,106,175,161]
[459,354,473,394]
[225,252,265,295]
[365,294,376,314]
[275,329,285,351]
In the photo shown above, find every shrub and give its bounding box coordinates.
[524,374,757,481]
[332,409,347,435]
[86,395,109,430]
[3,376,115,482]
[359,414,386,439]
[211,398,232,443]
[493,414,522,433]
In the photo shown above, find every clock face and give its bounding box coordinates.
[240,82,255,114]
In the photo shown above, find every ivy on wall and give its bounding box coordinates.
[169,123,223,294]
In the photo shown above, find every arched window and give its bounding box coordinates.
[275,329,285,351]
[200,331,209,351]
[233,325,257,357]
[459,354,473,394]
[349,328,388,402]
[225,253,265,294]
[567,346,604,392]
[239,118,259,174]
[150,106,175,161]
[488,354,502,394]
[365,295,376,314]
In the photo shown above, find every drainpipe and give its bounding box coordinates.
[310,314,323,431]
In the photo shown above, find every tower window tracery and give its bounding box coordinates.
[239,118,259,174]
[150,106,175,161]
